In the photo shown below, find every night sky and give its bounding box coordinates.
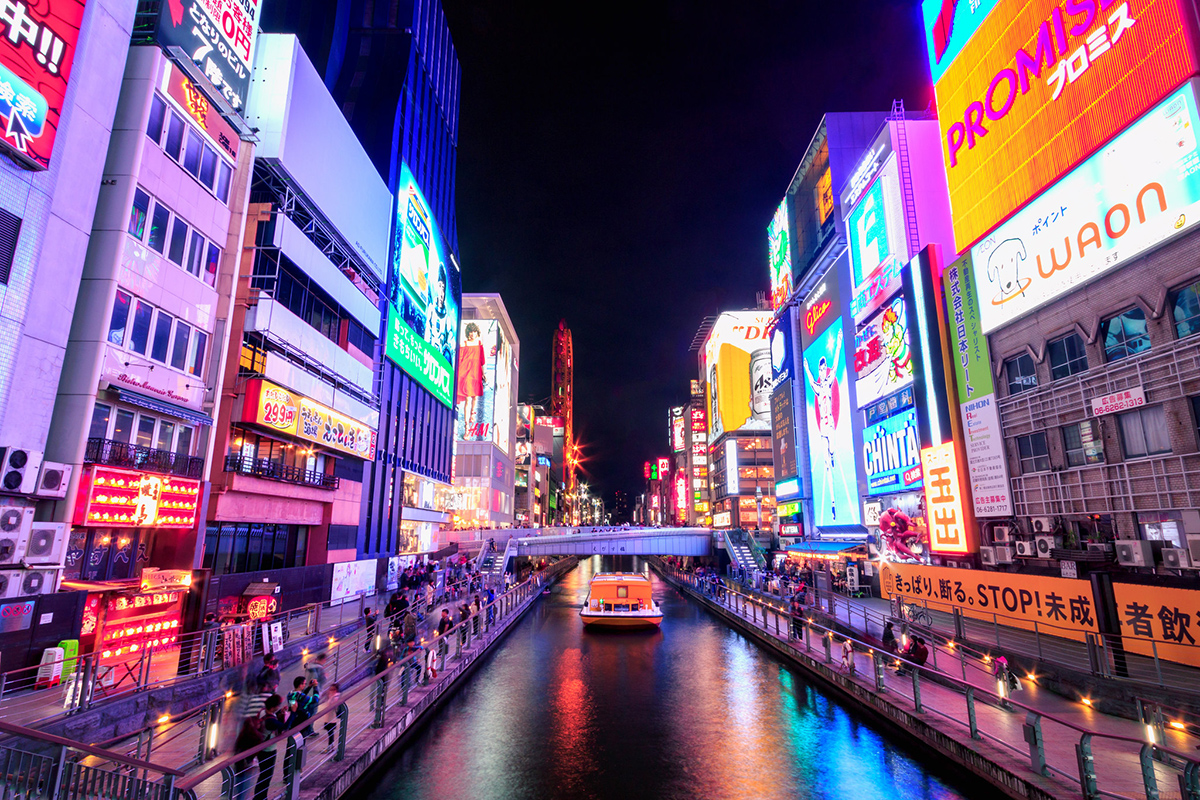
[443,0,934,504]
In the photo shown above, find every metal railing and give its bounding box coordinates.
[86,437,205,479]
[660,562,1200,800]
[173,560,575,800]
[223,454,339,490]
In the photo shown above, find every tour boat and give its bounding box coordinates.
[580,572,663,628]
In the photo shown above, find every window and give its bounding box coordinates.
[215,162,232,204]
[186,231,205,278]
[189,330,208,377]
[92,406,195,454]
[168,217,188,265]
[89,404,111,439]
[1062,419,1104,467]
[150,310,173,363]
[1102,307,1150,362]
[1118,405,1171,458]
[1048,333,1088,380]
[108,290,131,346]
[1005,354,1037,395]
[1173,279,1200,339]
[164,113,184,160]
[170,321,190,371]
[182,128,203,177]
[1016,432,1051,473]
[135,414,156,448]
[203,522,309,575]
[128,189,150,239]
[146,95,166,145]
[199,146,217,189]
[112,409,135,443]
[147,201,169,253]
[204,242,220,287]
[175,427,193,457]
[155,420,175,452]
[1138,511,1184,548]
[129,300,153,355]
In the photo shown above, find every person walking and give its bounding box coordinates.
[233,712,265,800]
[363,606,378,652]
[840,637,855,674]
[321,683,341,754]
[882,622,897,653]
[254,695,286,800]
[304,652,328,692]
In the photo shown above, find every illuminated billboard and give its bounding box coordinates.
[770,380,799,494]
[863,410,922,497]
[928,0,1199,249]
[921,442,970,554]
[455,319,514,454]
[385,164,461,407]
[853,293,913,409]
[846,162,906,288]
[971,83,1200,333]
[803,323,861,527]
[702,311,773,439]
[670,407,686,453]
[767,198,793,309]
[0,0,87,168]
[155,0,260,117]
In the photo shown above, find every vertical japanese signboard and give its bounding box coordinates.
[155,0,261,116]
[920,442,968,554]
[0,0,87,168]
[943,253,1013,517]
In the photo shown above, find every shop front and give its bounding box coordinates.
[786,541,872,597]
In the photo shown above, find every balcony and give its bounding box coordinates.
[224,454,340,490]
[85,438,205,479]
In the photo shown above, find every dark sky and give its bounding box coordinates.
[443,0,933,503]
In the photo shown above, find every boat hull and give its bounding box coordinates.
[580,612,663,628]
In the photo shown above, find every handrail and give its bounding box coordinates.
[660,562,1200,784]
[0,718,185,776]
[175,563,568,791]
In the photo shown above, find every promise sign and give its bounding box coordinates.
[928,0,1197,249]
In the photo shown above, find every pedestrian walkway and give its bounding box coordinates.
[657,562,1200,800]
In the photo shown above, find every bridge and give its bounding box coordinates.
[512,526,712,557]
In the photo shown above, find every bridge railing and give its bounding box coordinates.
[659,562,1200,800]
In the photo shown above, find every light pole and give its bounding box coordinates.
[755,485,763,533]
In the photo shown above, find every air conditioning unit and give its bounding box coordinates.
[1035,535,1062,557]
[1162,548,1193,569]
[23,523,65,566]
[34,462,71,499]
[0,506,32,565]
[1029,516,1055,535]
[0,568,57,599]
[0,449,42,495]
[1015,540,1037,557]
[994,545,1015,564]
[992,525,1013,543]
[1115,540,1154,567]
[980,546,997,566]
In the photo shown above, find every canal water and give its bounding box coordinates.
[363,557,995,800]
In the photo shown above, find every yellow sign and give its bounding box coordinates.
[244,379,377,460]
[921,443,968,554]
[1113,583,1200,668]
[880,562,1098,642]
[816,167,834,225]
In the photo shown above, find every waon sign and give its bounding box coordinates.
[0,0,87,168]
[928,0,1199,248]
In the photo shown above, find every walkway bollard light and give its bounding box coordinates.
[336,702,349,761]
[1076,734,1099,800]
[823,632,832,664]
[1023,713,1049,777]
[965,687,980,740]
[911,669,922,713]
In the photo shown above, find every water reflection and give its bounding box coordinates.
[364,556,991,800]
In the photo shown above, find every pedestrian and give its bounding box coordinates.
[840,637,855,674]
[254,694,286,800]
[255,654,280,694]
[286,676,319,735]
[233,712,265,800]
[304,652,328,691]
[322,683,341,754]
[882,622,897,653]
[403,610,417,647]
[363,606,378,652]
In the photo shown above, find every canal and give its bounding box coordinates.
[363,557,996,800]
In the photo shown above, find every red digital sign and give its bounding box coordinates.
[73,466,201,529]
[933,0,1198,248]
[0,0,87,168]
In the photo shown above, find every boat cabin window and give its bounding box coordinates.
[614,604,629,611]
[617,586,628,598]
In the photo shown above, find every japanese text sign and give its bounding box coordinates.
[162,62,238,161]
[921,443,969,553]
[881,562,1098,641]
[0,0,87,168]
[156,0,260,116]
[242,379,377,460]
[74,465,200,529]
[1091,386,1145,416]
[928,0,1197,249]
[1113,583,1200,668]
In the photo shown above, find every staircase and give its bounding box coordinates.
[724,530,758,571]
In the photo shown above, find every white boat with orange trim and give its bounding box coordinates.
[580,572,663,628]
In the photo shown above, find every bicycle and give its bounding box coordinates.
[900,601,934,628]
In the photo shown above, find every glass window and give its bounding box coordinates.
[175,426,193,457]
[155,420,174,452]
[1016,432,1051,473]
[1119,405,1171,458]
[112,409,135,443]
[89,404,112,439]
[1138,511,1184,548]
[129,300,153,355]
[1102,307,1151,362]
[164,113,184,160]
[168,217,188,265]
[108,290,131,346]
[150,310,172,363]
[199,146,217,189]
[189,330,208,377]
[146,95,166,144]
[204,242,220,287]
[170,320,190,371]
[1048,333,1088,380]
[1062,419,1104,467]
[293,526,308,568]
[182,129,203,177]
[147,202,170,253]
[1005,354,1037,395]
[215,161,232,204]
[128,189,150,239]
[135,414,156,448]
[186,231,205,278]
[1173,279,1200,339]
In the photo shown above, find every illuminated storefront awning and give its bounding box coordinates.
[115,389,213,427]
[786,542,868,562]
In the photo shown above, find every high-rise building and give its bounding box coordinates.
[551,320,574,519]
